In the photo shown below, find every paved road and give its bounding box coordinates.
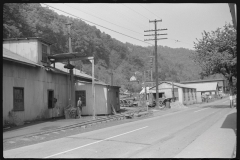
[3,99,235,158]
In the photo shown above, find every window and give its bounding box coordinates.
[13,87,24,111]
[42,44,48,62]
[76,90,86,107]
[48,90,54,109]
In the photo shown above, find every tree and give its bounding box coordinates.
[192,23,236,106]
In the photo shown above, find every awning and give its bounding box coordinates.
[48,52,93,62]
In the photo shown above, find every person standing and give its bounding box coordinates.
[77,97,82,118]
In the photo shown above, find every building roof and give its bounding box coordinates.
[149,81,196,90]
[181,79,225,84]
[3,48,42,67]
[48,52,93,62]
[76,80,120,88]
[54,62,96,81]
[3,37,53,45]
[183,82,218,92]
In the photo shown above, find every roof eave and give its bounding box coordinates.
[3,57,42,67]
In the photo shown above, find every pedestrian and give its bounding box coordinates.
[77,97,82,118]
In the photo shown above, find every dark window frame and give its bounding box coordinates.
[13,87,24,111]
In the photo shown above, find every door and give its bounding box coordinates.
[48,90,54,109]
[75,90,86,107]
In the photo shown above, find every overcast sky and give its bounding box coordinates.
[41,3,232,50]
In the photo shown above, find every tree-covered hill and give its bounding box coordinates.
[3,3,204,92]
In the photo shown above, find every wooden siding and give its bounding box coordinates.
[75,82,108,115]
[75,83,120,115]
[3,40,39,63]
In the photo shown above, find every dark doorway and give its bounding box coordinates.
[75,90,86,107]
[48,90,54,109]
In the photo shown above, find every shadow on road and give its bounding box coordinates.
[221,112,237,135]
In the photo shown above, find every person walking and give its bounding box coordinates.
[77,97,82,118]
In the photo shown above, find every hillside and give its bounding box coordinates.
[3,3,204,92]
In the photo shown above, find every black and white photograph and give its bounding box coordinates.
[3,2,237,158]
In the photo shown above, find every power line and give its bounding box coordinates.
[64,4,143,36]
[105,4,149,29]
[122,4,150,21]
[42,3,154,46]
[139,4,161,20]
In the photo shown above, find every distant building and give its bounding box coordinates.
[3,38,120,126]
[181,79,227,93]
[149,81,197,105]
[181,79,227,102]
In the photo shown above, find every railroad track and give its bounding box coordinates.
[3,108,152,141]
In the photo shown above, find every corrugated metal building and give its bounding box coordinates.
[75,81,120,115]
[3,38,120,126]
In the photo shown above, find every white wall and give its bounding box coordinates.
[75,82,108,115]
[196,92,202,102]
[3,40,39,63]
[178,88,183,103]
[3,39,51,65]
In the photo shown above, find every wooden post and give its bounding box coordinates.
[90,58,96,119]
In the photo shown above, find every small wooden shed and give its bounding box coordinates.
[75,80,120,115]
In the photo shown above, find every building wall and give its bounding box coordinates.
[150,82,197,105]
[107,86,120,113]
[178,88,183,103]
[196,92,202,103]
[3,40,39,63]
[182,88,197,105]
[75,82,108,115]
[75,83,120,115]
[3,39,51,64]
[3,60,69,125]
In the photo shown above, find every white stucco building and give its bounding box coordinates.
[149,81,197,105]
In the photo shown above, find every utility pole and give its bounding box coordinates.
[172,81,175,102]
[144,70,148,112]
[144,19,167,108]
[66,22,75,107]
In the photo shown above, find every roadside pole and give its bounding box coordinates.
[144,19,167,108]
[144,71,148,112]
[90,58,96,120]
